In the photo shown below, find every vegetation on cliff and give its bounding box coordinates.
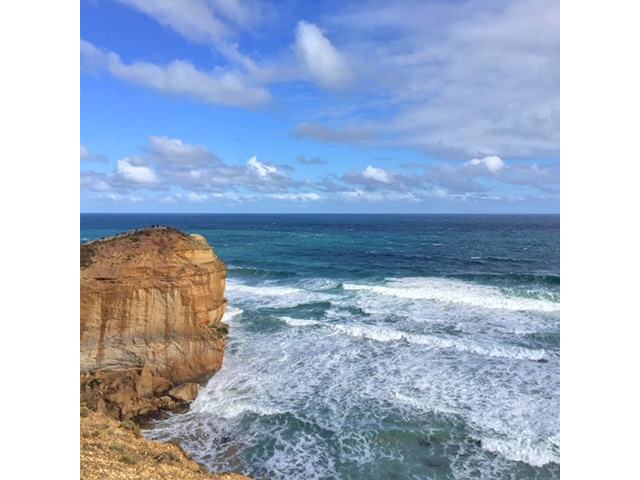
[81,409,251,480]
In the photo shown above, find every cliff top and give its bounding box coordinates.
[80,226,223,274]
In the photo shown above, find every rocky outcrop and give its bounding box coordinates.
[80,226,228,420]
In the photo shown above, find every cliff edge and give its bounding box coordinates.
[80,226,228,421]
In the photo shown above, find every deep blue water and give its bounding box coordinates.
[81,214,560,479]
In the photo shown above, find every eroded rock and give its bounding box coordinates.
[169,383,200,403]
[80,227,229,421]
[80,227,228,385]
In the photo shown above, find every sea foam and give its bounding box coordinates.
[480,436,560,467]
[279,317,546,361]
[344,277,559,312]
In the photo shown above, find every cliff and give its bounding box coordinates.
[80,226,228,421]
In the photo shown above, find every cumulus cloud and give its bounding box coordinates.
[148,135,219,168]
[81,172,112,192]
[320,154,557,198]
[424,156,507,193]
[82,136,299,197]
[81,134,558,207]
[339,165,424,192]
[116,158,160,184]
[362,165,390,183]
[247,156,277,179]
[294,21,353,89]
[80,41,270,109]
[466,156,505,173]
[425,155,558,194]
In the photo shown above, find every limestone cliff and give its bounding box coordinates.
[80,226,228,420]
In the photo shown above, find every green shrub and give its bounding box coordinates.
[208,325,229,338]
[111,444,138,465]
[121,420,136,430]
[120,452,138,465]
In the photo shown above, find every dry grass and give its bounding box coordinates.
[81,410,252,480]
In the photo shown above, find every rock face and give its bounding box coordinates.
[81,226,228,383]
[80,227,228,420]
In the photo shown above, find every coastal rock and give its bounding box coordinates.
[79,227,254,478]
[80,226,228,384]
[136,363,154,398]
[80,226,228,421]
[169,383,200,403]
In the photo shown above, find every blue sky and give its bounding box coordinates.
[80,0,559,213]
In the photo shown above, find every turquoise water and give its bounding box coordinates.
[81,214,560,479]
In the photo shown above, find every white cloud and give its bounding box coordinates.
[340,165,424,192]
[112,0,265,73]
[80,143,107,162]
[150,135,205,158]
[115,0,264,41]
[426,155,559,194]
[102,193,143,202]
[116,158,159,184]
[82,138,299,196]
[80,144,91,161]
[114,0,230,44]
[186,192,209,202]
[339,190,420,202]
[81,173,112,191]
[148,135,216,168]
[212,0,262,28]
[466,156,505,173]
[247,156,277,179]
[266,192,321,202]
[362,165,390,183]
[319,0,559,157]
[294,21,353,89]
[81,41,270,109]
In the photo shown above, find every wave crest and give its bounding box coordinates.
[344,277,559,312]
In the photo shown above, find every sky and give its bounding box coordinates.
[80,0,559,213]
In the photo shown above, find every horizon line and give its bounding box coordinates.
[81,212,560,215]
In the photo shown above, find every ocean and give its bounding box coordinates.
[80,214,560,479]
